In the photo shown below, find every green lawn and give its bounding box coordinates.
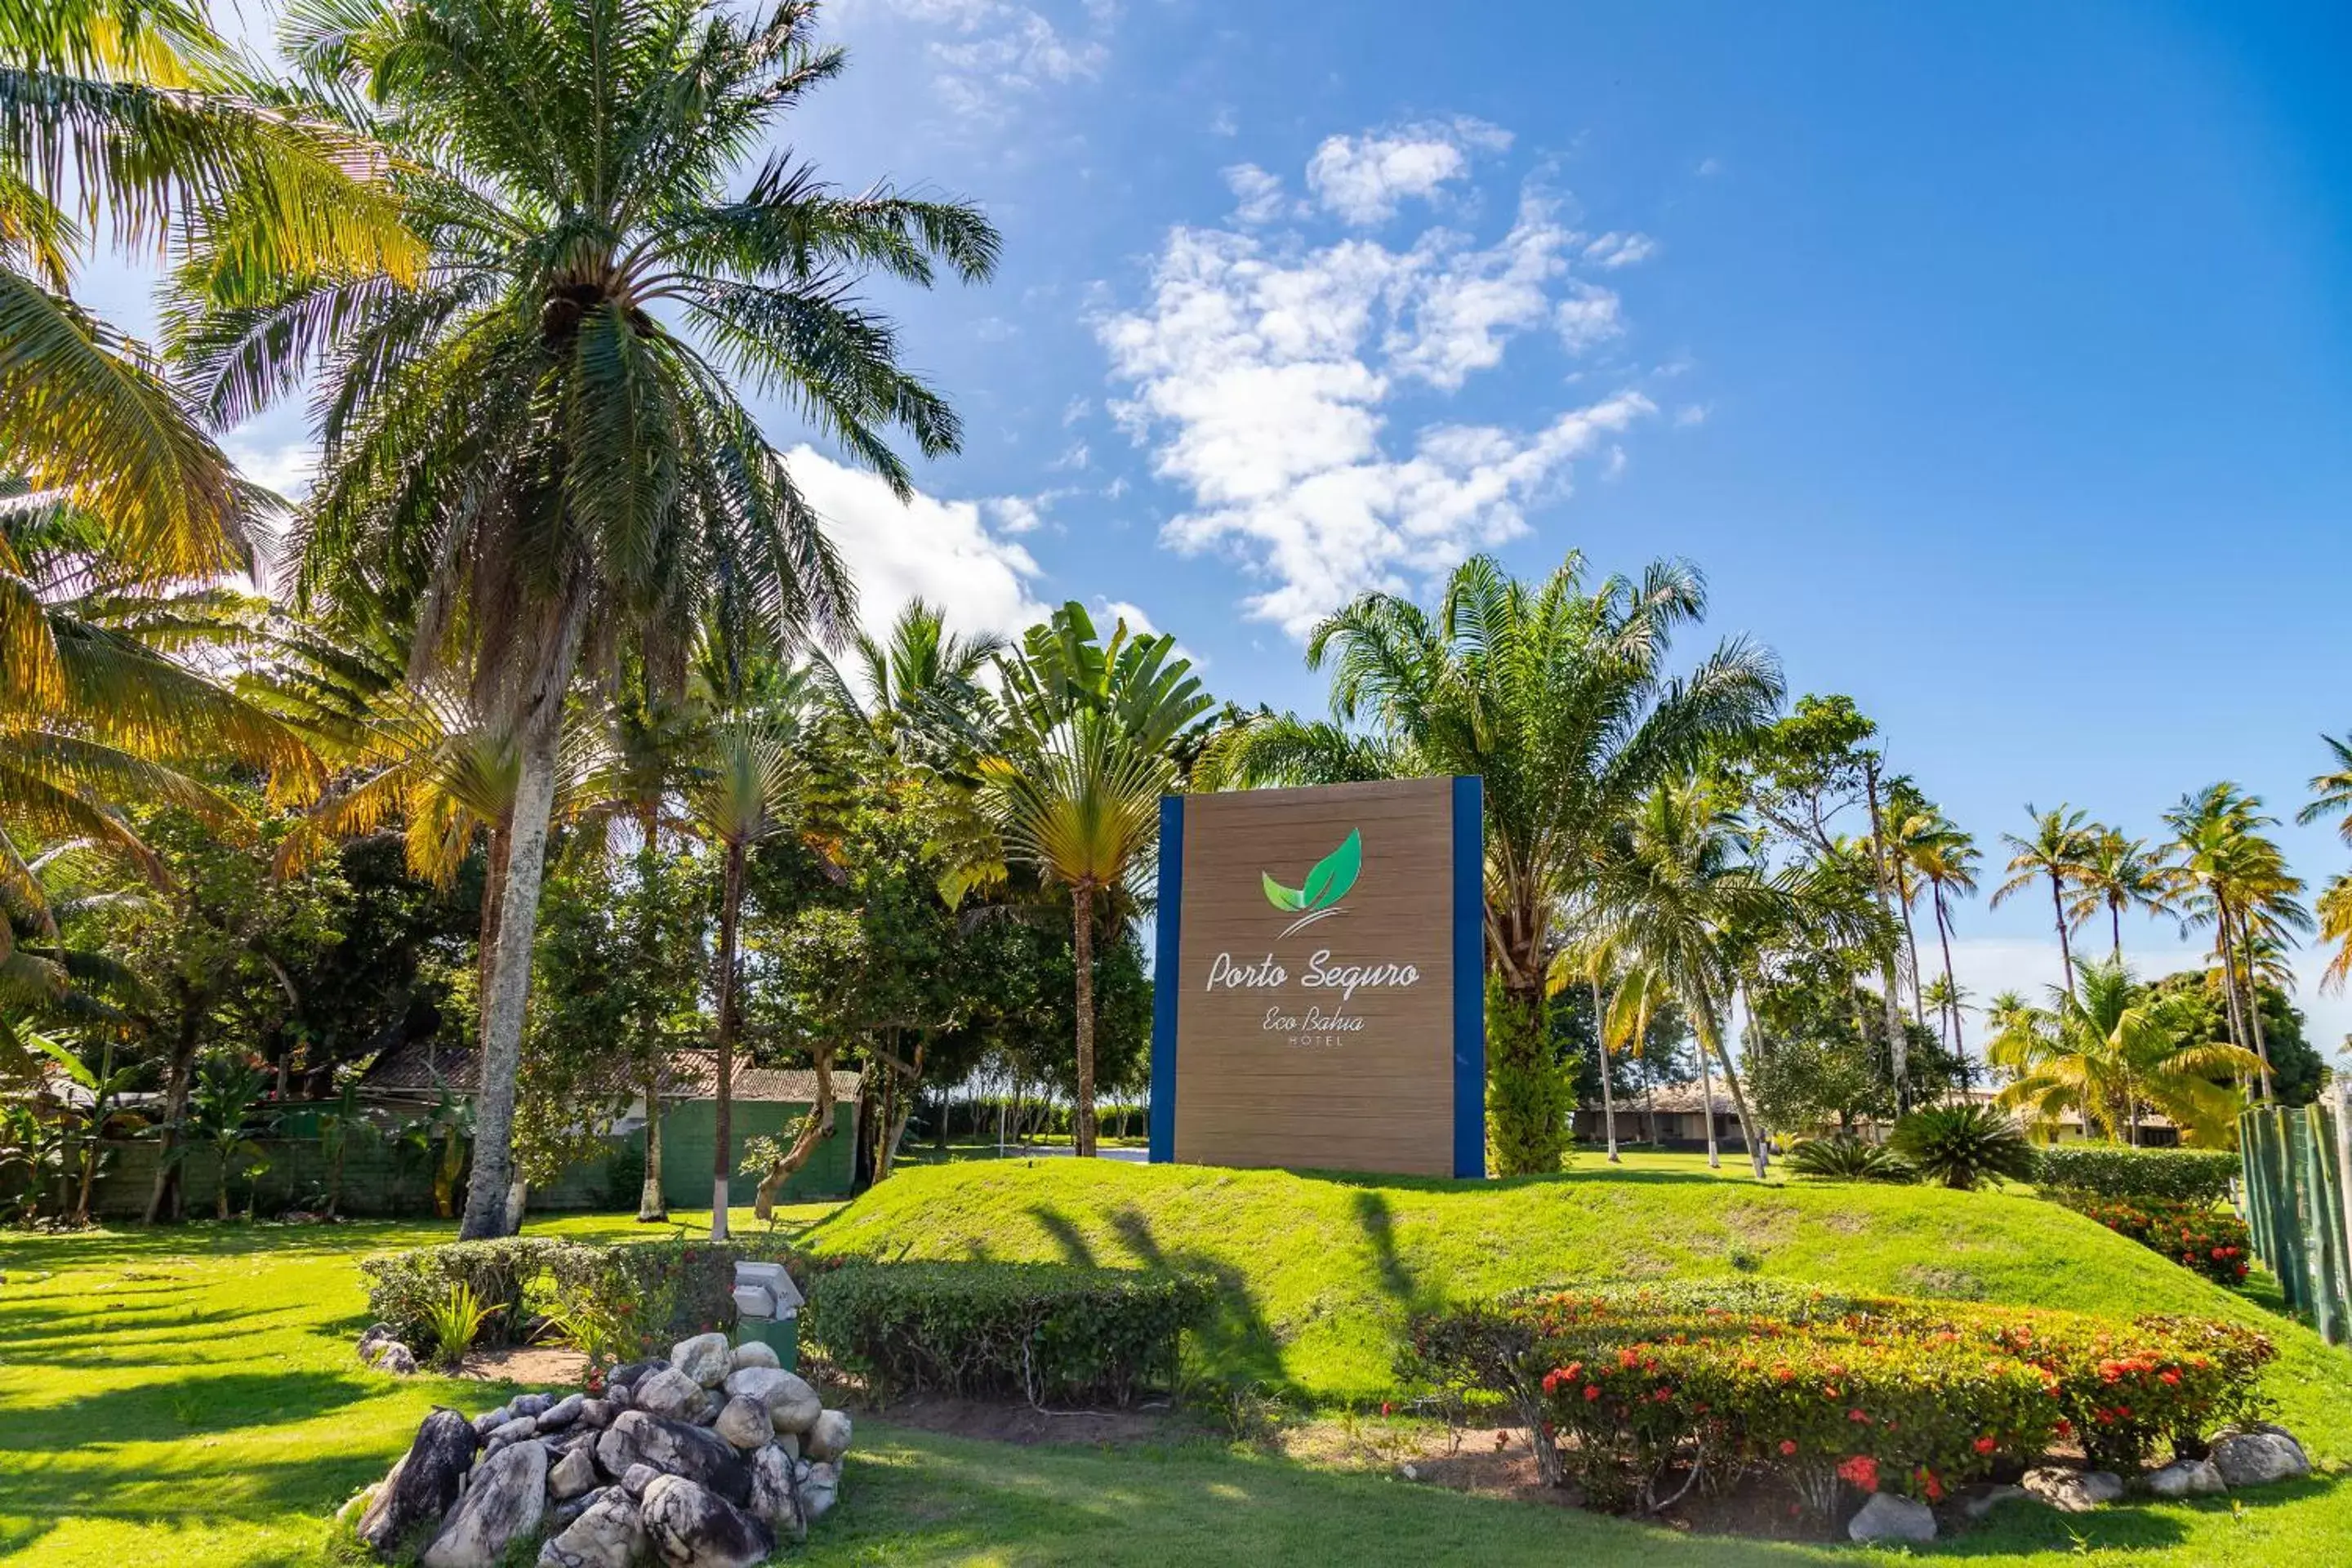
[1,1162,2343,1566]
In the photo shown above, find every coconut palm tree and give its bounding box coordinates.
[1993,804,2095,1006]
[1590,775,1799,1178]
[1203,553,1782,1175]
[814,599,1003,772]
[1989,957,2260,1147]
[2162,783,2305,1100]
[3,0,413,564]
[1547,929,1627,1162]
[205,0,996,1236]
[2065,827,2175,961]
[1901,811,1978,1057]
[952,602,1211,1157]
[2316,875,2352,996]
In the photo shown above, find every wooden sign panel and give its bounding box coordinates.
[1148,777,1484,1178]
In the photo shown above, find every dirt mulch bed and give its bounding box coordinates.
[845,1391,1193,1448]
[457,1344,590,1385]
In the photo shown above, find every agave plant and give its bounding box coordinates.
[1786,1135,1912,1183]
[1887,1104,2036,1191]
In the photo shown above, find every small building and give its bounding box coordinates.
[359,1040,861,1208]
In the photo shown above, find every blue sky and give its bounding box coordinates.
[83,0,2352,1050]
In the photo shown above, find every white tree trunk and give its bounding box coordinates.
[459,712,560,1239]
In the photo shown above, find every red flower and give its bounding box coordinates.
[2159,1370,2180,1386]
[1847,1408,1870,1423]
[1380,1401,1394,1416]
[1780,1439,1798,1456]
[1974,1436,1998,1454]
[1837,1454,1881,1493]
[1584,1384,1601,1401]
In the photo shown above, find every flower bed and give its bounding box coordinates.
[1410,1282,2273,1513]
[2052,1193,2253,1288]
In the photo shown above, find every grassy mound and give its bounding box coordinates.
[807,1159,2352,1451]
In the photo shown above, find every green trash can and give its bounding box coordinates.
[733,1312,799,1370]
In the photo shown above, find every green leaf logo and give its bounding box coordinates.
[1263,828,1362,933]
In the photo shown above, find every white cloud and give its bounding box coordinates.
[1304,117,1511,225]
[984,495,1045,533]
[1100,123,1655,630]
[1100,133,1655,635]
[788,445,1049,641]
[225,436,319,500]
[1674,403,1710,427]
[875,0,1108,118]
[1049,440,1090,470]
[1223,163,1289,226]
[1582,230,1658,270]
[1695,156,1724,177]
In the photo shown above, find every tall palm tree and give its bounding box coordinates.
[1989,956,2260,1147]
[815,598,1002,770]
[953,602,1211,1157]
[1902,811,1978,1058]
[2316,874,2352,997]
[2162,783,2304,1100]
[1205,553,1782,1175]
[210,0,996,1236]
[1591,775,1799,1178]
[2296,733,2352,844]
[3,0,415,577]
[1547,929,1625,1162]
[1992,804,2094,1006]
[2065,827,2174,961]
[686,709,802,1238]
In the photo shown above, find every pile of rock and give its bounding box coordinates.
[357,1322,420,1375]
[1848,1425,2309,1544]
[342,1332,852,1568]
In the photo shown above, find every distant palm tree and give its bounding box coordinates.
[1993,804,2095,1006]
[1903,812,1979,1057]
[219,0,996,1236]
[1920,973,1973,1085]
[2163,783,2305,1100]
[1990,957,2259,1147]
[816,599,1004,770]
[2317,875,2352,996]
[2298,737,2352,1002]
[2065,827,2175,961]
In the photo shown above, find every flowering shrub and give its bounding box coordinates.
[1411,1283,2274,1513]
[2052,1193,2252,1290]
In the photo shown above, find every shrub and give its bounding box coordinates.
[1787,1137,1912,1183]
[1410,1283,2274,1512]
[359,1237,559,1348]
[424,1281,497,1368]
[542,1235,800,1365]
[1889,1104,2036,1190]
[2052,1192,2253,1289]
[806,1261,1214,1406]
[2034,1146,2238,1205]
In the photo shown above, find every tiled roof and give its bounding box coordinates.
[359,1039,854,1103]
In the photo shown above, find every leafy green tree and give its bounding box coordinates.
[183,1054,271,1219]
[222,0,996,1236]
[2144,969,2322,1109]
[1209,555,1781,1175]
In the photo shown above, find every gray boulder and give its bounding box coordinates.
[595,1411,751,1505]
[578,1398,618,1431]
[730,1341,781,1374]
[375,1343,419,1375]
[548,1485,606,1534]
[722,1367,820,1436]
[537,1489,644,1568]
[484,1414,539,1452]
[713,1396,773,1452]
[670,1333,735,1389]
[539,1393,586,1432]
[421,1438,547,1568]
[747,1445,804,1542]
[472,1406,514,1440]
[2211,1430,2309,1488]
[549,1445,601,1502]
[804,1409,852,1463]
[1848,1492,1935,1544]
[632,1366,706,1422]
[621,1463,662,1499]
[512,1393,554,1419]
[795,1459,840,1523]
[357,1408,479,1553]
[2145,1457,2227,1498]
[2023,1467,2124,1512]
[640,1475,775,1568]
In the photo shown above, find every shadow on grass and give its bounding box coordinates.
[0,1368,381,1448]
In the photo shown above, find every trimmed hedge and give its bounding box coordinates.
[1410,1282,2274,1511]
[360,1236,800,1358]
[2056,1193,2254,1287]
[2034,1146,2238,1205]
[806,1261,1214,1406]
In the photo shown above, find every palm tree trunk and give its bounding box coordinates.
[1934,890,1961,1058]
[1863,759,1911,1108]
[459,710,560,1241]
[710,841,746,1240]
[1899,892,1927,1027]
[2048,871,2077,1006]
[2110,898,2123,963]
[637,1069,667,1222]
[1591,975,1619,1163]
[1073,881,1098,1159]
[1695,984,1766,1179]
[1695,1026,1721,1169]
[475,826,510,1050]
[2235,907,2275,1100]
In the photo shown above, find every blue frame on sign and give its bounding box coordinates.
[1147,778,1486,1178]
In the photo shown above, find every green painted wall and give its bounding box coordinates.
[65,1095,855,1218]
[656,1098,857,1209]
